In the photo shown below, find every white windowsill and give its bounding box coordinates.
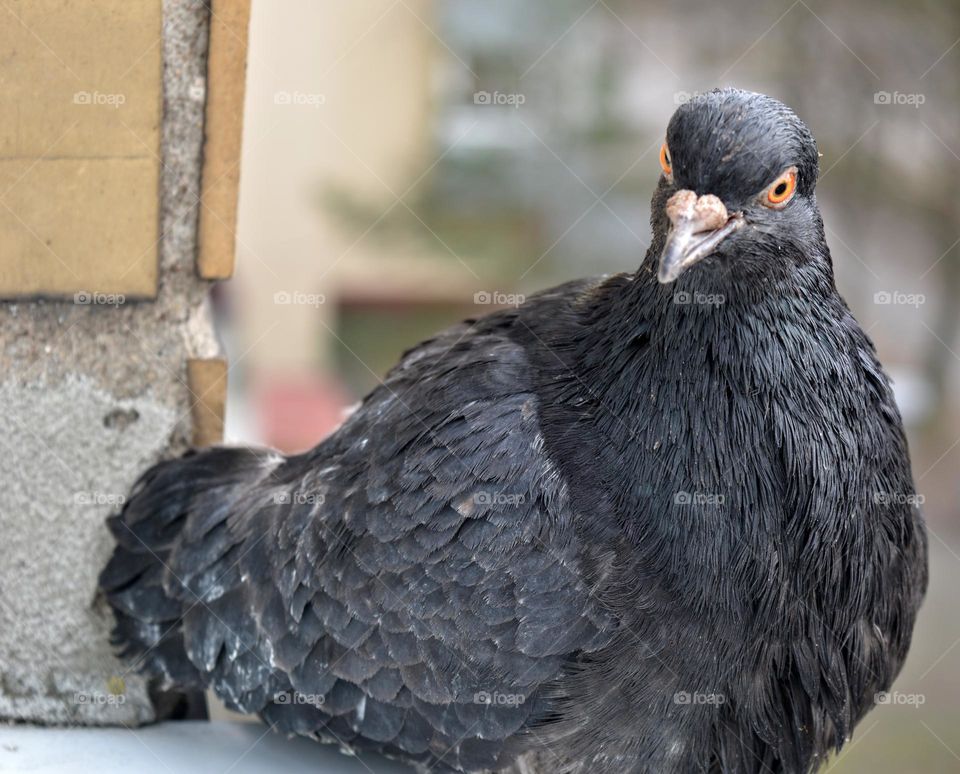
[0,721,414,773]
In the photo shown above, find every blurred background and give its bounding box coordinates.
[221,1,959,770]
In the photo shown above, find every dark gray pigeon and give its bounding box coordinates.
[100,88,927,773]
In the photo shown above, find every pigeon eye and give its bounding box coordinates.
[763,167,797,208]
[659,143,673,178]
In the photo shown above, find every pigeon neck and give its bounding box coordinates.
[562,261,846,438]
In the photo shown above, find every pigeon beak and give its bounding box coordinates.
[658,190,745,283]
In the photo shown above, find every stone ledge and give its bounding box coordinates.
[0,721,414,773]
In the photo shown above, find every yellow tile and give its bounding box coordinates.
[197,0,251,281]
[0,0,162,297]
[187,358,228,447]
[0,158,159,297]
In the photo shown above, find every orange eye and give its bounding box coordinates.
[659,143,672,177]
[764,167,797,208]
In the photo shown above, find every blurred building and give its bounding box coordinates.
[231,0,960,455]
[232,0,467,449]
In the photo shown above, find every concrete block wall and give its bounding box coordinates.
[0,0,216,725]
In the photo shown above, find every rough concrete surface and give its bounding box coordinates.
[0,0,219,725]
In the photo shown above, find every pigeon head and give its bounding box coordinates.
[652,88,823,285]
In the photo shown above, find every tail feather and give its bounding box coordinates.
[99,446,280,691]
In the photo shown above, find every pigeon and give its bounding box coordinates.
[100,88,927,774]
